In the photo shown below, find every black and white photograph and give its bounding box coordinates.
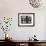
[18,13,35,27]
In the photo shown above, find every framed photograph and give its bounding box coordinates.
[18,13,35,27]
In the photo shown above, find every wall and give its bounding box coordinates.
[0,0,46,40]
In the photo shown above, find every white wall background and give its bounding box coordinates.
[0,0,46,40]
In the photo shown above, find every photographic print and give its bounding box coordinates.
[18,13,35,27]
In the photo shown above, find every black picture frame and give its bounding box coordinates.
[18,13,35,27]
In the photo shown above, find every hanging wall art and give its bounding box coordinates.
[18,13,35,27]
